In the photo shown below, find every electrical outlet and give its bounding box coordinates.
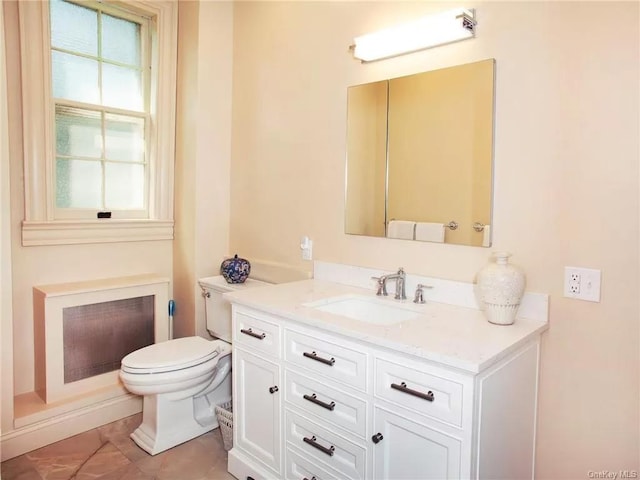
[568,273,580,294]
[564,266,601,302]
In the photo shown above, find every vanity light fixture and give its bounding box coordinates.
[350,8,476,63]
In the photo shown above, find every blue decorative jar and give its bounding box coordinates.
[220,254,251,284]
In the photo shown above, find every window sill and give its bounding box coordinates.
[22,220,174,246]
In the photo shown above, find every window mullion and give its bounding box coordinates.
[97,9,103,106]
[145,21,151,215]
[101,110,106,211]
[97,9,106,213]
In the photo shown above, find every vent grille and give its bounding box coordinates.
[63,295,154,384]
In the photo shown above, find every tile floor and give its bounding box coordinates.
[1,414,236,480]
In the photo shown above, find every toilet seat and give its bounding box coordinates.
[121,336,221,374]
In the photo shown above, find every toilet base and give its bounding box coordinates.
[131,378,231,455]
[131,420,215,456]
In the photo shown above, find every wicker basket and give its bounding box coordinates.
[214,401,233,451]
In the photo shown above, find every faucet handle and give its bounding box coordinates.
[371,276,388,296]
[413,284,433,304]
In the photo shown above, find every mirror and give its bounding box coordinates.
[345,59,495,247]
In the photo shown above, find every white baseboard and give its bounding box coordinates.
[1,393,141,461]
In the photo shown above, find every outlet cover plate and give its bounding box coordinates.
[564,266,601,302]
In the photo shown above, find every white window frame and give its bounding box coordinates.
[19,0,176,246]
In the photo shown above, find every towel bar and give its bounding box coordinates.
[445,221,458,230]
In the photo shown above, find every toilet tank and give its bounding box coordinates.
[198,275,270,342]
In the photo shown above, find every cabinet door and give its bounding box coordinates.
[234,348,282,475]
[372,407,462,480]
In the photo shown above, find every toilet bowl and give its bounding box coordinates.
[119,275,268,455]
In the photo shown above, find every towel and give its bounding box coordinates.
[482,225,491,247]
[414,222,445,243]
[387,220,415,240]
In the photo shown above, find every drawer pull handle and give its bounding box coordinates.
[391,381,435,402]
[303,435,335,456]
[303,351,335,366]
[303,477,317,480]
[269,385,279,394]
[371,432,384,444]
[240,328,266,340]
[303,393,336,411]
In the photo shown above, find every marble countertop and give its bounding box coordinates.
[224,279,548,374]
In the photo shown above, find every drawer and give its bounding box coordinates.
[285,410,366,480]
[375,357,465,427]
[286,448,342,480]
[285,329,368,392]
[233,307,281,357]
[285,369,367,438]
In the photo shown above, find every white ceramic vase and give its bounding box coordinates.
[476,252,526,325]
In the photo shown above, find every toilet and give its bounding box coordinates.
[119,275,268,455]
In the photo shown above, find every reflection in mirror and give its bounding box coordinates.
[345,59,495,247]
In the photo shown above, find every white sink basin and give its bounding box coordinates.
[304,295,422,326]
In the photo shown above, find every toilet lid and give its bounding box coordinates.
[121,336,220,373]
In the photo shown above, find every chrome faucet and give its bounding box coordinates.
[372,268,406,300]
[413,284,426,304]
[413,283,433,304]
[371,275,388,296]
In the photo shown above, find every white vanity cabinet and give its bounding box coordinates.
[229,308,283,480]
[228,303,541,480]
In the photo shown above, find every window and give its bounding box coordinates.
[19,0,177,245]
[51,0,148,219]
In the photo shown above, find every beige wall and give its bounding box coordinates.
[174,0,234,339]
[4,1,173,400]
[230,1,639,476]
